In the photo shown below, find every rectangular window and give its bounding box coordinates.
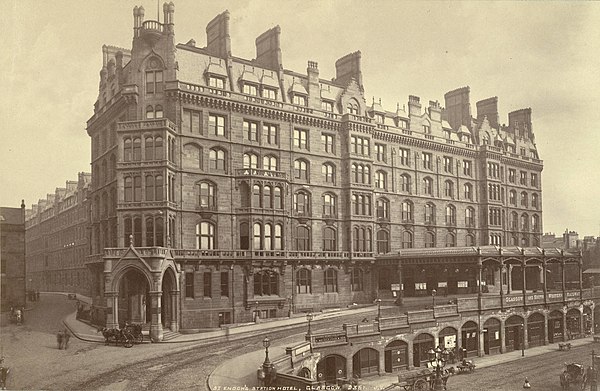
[220,271,229,297]
[398,119,408,129]
[443,156,453,173]
[488,162,500,178]
[422,153,432,170]
[351,136,370,156]
[509,169,516,183]
[209,114,226,136]
[375,113,384,123]
[423,125,431,134]
[208,76,224,89]
[185,272,194,298]
[294,128,308,149]
[242,84,258,96]
[243,120,259,141]
[293,95,307,106]
[520,171,527,185]
[263,124,278,145]
[203,272,212,298]
[398,148,410,166]
[321,101,333,112]
[375,144,386,163]
[531,173,538,187]
[322,134,334,154]
[463,160,472,176]
[145,70,163,94]
[182,109,202,134]
[262,88,277,100]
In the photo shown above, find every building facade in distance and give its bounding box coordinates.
[1,203,26,309]
[84,4,546,339]
[25,173,92,297]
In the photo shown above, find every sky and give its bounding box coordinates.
[1,0,599,237]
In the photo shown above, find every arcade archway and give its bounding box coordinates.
[117,268,150,327]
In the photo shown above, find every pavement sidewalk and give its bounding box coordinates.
[208,336,595,390]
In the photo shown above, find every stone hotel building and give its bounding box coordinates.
[35,3,576,342]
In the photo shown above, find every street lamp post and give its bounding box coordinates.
[306,312,314,336]
[262,337,275,386]
[432,289,437,308]
[521,324,525,357]
[428,346,450,391]
[375,298,382,320]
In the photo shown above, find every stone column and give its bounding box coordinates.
[507,265,512,294]
[561,261,566,301]
[478,326,485,357]
[378,348,385,375]
[580,306,585,338]
[592,303,596,335]
[105,291,119,329]
[346,355,354,378]
[407,340,414,369]
[170,289,179,331]
[149,291,164,342]
[397,264,404,305]
[579,261,584,299]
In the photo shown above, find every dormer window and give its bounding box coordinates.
[208,76,225,89]
[293,94,307,106]
[423,125,431,134]
[242,83,258,96]
[398,119,408,129]
[321,100,334,112]
[262,87,277,100]
[374,114,384,124]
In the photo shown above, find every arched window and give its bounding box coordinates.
[124,138,132,162]
[154,137,164,160]
[295,226,311,251]
[294,191,310,215]
[296,268,311,294]
[376,198,389,220]
[446,205,456,226]
[274,224,283,250]
[465,207,475,227]
[347,99,359,115]
[444,180,454,198]
[422,177,433,195]
[199,182,216,209]
[521,236,530,246]
[209,148,226,171]
[145,175,155,201]
[274,186,283,209]
[400,174,411,193]
[254,271,278,296]
[464,183,473,201]
[243,153,258,169]
[294,159,309,180]
[353,227,372,252]
[145,216,155,246]
[376,230,390,254]
[133,138,142,161]
[351,269,363,291]
[134,176,142,201]
[124,177,133,202]
[146,105,155,119]
[252,184,262,208]
[240,222,249,250]
[445,232,456,247]
[322,163,335,184]
[322,193,337,217]
[509,190,516,205]
[531,193,539,209]
[155,105,163,118]
[521,192,528,208]
[196,222,215,249]
[253,223,262,250]
[521,213,529,231]
[375,171,387,190]
[531,214,540,232]
[323,227,337,251]
[511,212,519,230]
[425,231,435,248]
[402,231,413,249]
[324,268,338,293]
[466,234,475,246]
[264,223,273,250]
[145,137,154,160]
[401,200,413,222]
[424,203,435,224]
[263,155,278,171]
[263,185,272,209]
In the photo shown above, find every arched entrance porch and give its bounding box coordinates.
[353,348,379,378]
[161,267,179,331]
[384,340,408,373]
[117,268,150,327]
[317,355,346,385]
[548,310,564,343]
[527,313,545,347]
[566,308,582,339]
[483,318,501,355]
[413,333,434,367]
[461,321,478,357]
[505,315,524,352]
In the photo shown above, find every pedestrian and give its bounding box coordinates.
[36,291,40,301]
[0,357,8,390]
[57,330,64,350]
[63,329,71,350]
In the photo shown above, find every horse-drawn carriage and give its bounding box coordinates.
[560,362,589,391]
[97,323,144,348]
[382,367,452,391]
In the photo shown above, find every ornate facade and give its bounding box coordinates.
[80,4,547,340]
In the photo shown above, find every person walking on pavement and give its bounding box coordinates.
[0,357,9,390]
[62,329,71,350]
[57,330,64,350]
